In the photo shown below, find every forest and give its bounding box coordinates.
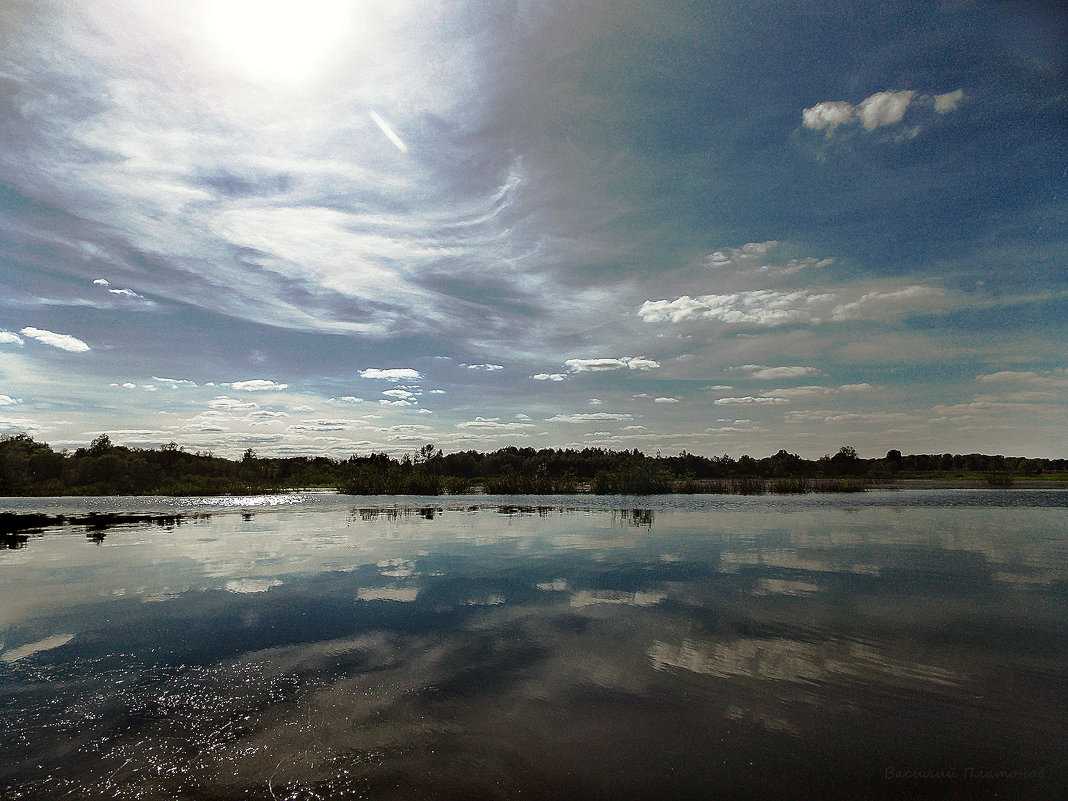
[1,433,1065,497]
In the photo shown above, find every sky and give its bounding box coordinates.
[1,0,1065,460]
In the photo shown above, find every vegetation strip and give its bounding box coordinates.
[2,434,1064,497]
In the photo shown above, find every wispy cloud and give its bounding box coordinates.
[713,397,789,406]
[547,412,634,423]
[731,365,823,380]
[227,380,288,392]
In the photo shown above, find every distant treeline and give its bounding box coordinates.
[1,434,1065,497]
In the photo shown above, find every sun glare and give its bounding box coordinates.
[204,0,353,85]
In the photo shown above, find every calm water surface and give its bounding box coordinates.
[1,491,1065,799]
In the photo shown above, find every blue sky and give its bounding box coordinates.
[1,0,1065,459]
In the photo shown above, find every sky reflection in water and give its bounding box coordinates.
[1,491,1065,799]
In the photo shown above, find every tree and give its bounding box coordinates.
[89,434,113,456]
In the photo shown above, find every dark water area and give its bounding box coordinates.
[1,491,1065,799]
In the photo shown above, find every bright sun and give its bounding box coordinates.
[204,0,353,85]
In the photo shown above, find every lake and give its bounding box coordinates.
[1,490,1065,800]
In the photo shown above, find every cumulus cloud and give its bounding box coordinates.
[360,368,423,381]
[638,291,826,326]
[19,327,90,352]
[228,379,288,391]
[462,363,504,371]
[856,90,915,130]
[706,241,780,268]
[654,397,679,403]
[640,285,943,327]
[801,101,855,132]
[933,89,964,113]
[382,389,416,399]
[803,89,961,137]
[0,395,19,405]
[564,357,660,372]
[93,278,110,286]
[0,332,25,346]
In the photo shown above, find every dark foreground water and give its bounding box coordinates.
[1,490,1065,800]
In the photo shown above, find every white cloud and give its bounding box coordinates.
[733,364,823,380]
[802,101,855,132]
[564,357,660,372]
[654,397,679,404]
[760,386,835,399]
[547,412,634,423]
[705,241,781,267]
[0,332,25,346]
[360,368,423,381]
[108,287,143,299]
[456,418,536,430]
[641,285,943,327]
[208,396,259,411]
[639,291,826,326]
[805,89,961,136]
[840,382,875,392]
[334,396,364,403]
[380,399,415,406]
[20,327,90,352]
[462,363,504,371]
[93,278,110,286]
[532,373,567,381]
[829,285,942,320]
[122,382,137,389]
[249,410,289,421]
[856,90,915,130]
[976,369,1068,388]
[0,395,19,405]
[933,89,964,113]
[382,389,416,399]
[152,376,197,388]
[713,396,789,406]
[228,379,288,391]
